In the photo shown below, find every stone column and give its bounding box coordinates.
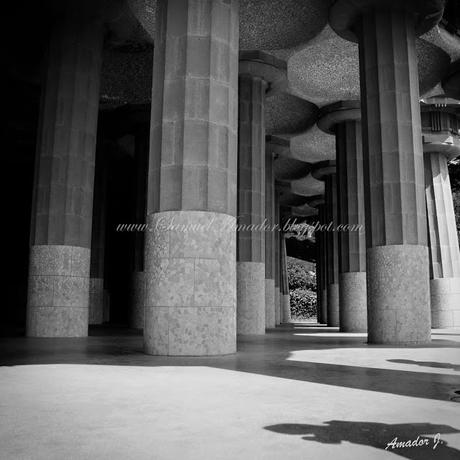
[237,52,286,335]
[422,102,460,327]
[330,0,444,344]
[144,0,238,355]
[26,9,103,337]
[89,142,108,325]
[280,233,291,323]
[308,196,327,325]
[313,162,340,327]
[318,101,367,332]
[130,123,149,330]
[264,145,276,329]
[274,189,281,325]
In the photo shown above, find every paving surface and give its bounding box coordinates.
[1,324,459,459]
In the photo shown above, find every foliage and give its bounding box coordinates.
[287,257,317,319]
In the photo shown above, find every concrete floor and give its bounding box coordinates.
[1,325,460,460]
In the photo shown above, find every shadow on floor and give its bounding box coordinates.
[264,421,460,459]
[1,326,460,402]
[388,359,460,372]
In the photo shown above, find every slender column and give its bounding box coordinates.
[422,103,460,327]
[144,0,239,355]
[313,163,339,327]
[237,73,267,335]
[89,143,108,325]
[264,147,276,328]
[274,189,281,325]
[280,233,291,323]
[318,102,367,332]
[330,0,444,343]
[130,124,149,329]
[26,10,103,337]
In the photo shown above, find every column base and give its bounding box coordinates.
[274,287,281,325]
[430,278,460,328]
[327,283,339,327]
[237,262,265,335]
[321,288,328,324]
[26,245,90,337]
[89,277,104,325]
[144,211,236,356]
[130,271,145,329]
[265,278,276,328]
[339,272,367,332]
[281,294,291,323]
[367,245,431,345]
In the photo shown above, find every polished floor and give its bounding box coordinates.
[1,324,460,459]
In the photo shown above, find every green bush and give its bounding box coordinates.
[287,259,316,291]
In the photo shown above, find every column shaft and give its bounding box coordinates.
[325,174,340,327]
[274,191,281,325]
[336,121,367,332]
[359,9,430,343]
[318,205,328,324]
[27,14,103,337]
[237,75,266,335]
[280,233,291,323]
[264,150,276,328]
[144,0,238,355]
[425,152,460,327]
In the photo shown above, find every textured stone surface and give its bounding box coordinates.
[430,278,460,328]
[89,277,104,325]
[144,211,236,355]
[130,271,145,329]
[239,0,332,50]
[264,279,276,329]
[327,283,339,328]
[339,272,367,332]
[148,0,238,216]
[27,245,90,337]
[291,125,336,163]
[367,245,431,345]
[237,262,266,335]
[281,295,291,323]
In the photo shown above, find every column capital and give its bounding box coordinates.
[317,100,361,134]
[306,194,326,209]
[239,50,287,95]
[311,160,337,181]
[329,0,445,43]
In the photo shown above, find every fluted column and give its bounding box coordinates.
[313,163,339,327]
[422,102,460,327]
[144,0,239,355]
[330,0,444,343]
[26,9,103,337]
[130,123,149,330]
[317,203,328,324]
[264,146,276,328]
[318,102,367,332]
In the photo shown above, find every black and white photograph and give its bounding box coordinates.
[2,0,460,458]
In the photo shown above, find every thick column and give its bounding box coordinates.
[89,143,108,325]
[318,102,367,332]
[280,233,291,323]
[237,72,267,335]
[144,0,238,355]
[313,163,340,327]
[27,11,103,337]
[330,0,444,343]
[264,147,276,328]
[130,124,149,329]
